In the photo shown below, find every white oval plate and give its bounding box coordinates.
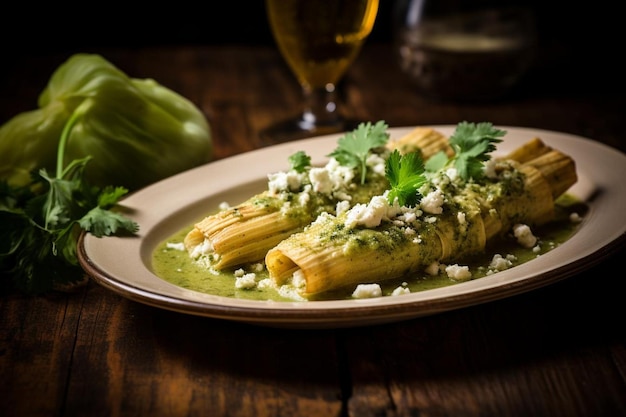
[78,126,626,328]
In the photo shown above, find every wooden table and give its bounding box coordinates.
[2,43,625,417]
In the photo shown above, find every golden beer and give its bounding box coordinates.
[266,0,379,89]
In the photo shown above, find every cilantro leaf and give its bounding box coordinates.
[288,151,311,173]
[79,206,139,237]
[448,121,506,180]
[97,185,132,208]
[425,122,506,180]
[385,150,426,207]
[424,150,449,173]
[0,109,139,294]
[327,120,389,184]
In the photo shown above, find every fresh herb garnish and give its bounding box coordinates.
[385,150,427,207]
[0,108,139,294]
[327,120,389,184]
[288,151,311,173]
[425,121,506,180]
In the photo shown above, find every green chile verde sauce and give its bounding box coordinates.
[151,194,586,302]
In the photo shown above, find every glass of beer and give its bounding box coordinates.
[262,0,379,144]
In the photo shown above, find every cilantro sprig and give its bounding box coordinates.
[288,151,311,173]
[327,120,389,184]
[0,107,139,294]
[385,150,427,207]
[426,121,506,180]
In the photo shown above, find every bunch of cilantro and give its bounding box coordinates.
[386,121,506,207]
[0,110,139,294]
[293,120,505,209]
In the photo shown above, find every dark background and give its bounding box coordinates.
[5,2,620,56]
[2,1,622,95]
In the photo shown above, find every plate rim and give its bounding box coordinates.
[77,125,626,328]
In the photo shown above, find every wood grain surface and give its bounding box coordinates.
[1,42,625,417]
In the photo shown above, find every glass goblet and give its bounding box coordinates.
[262,0,379,144]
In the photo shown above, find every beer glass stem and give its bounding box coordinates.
[299,83,342,131]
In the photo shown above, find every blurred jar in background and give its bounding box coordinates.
[393,0,537,101]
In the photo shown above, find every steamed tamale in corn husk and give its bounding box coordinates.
[183,126,453,270]
[265,137,578,297]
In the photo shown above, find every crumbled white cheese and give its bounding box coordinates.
[166,242,185,251]
[300,157,359,197]
[190,238,214,259]
[445,264,472,281]
[267,155,369,203]
[250,263,265,273]
[484,159,517,180]
[421,189,444,214]
[298,191,310,206]
[345,195,393,228]
[399,210,419,223]
[391,284,410,296]
[512,223,537,248]
[404,227,417,236]
[366,152,387,175]
[278,285,308,301]
[235,273,257,289]
[325,158,356,189]
[268,170,305,194]
[484,159,497,179]
[308,167,333,194]
[445,167,458,181]
[352,283,383,298]
[336,200,351,216]
[311,212,333,226]
[257,278,273,288]
[291,269,307,289]
[489,254,513,271]
[192,256,220,274]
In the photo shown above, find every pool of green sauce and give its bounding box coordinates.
[151,195,586,302]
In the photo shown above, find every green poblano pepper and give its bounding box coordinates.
[0,53,212,191]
